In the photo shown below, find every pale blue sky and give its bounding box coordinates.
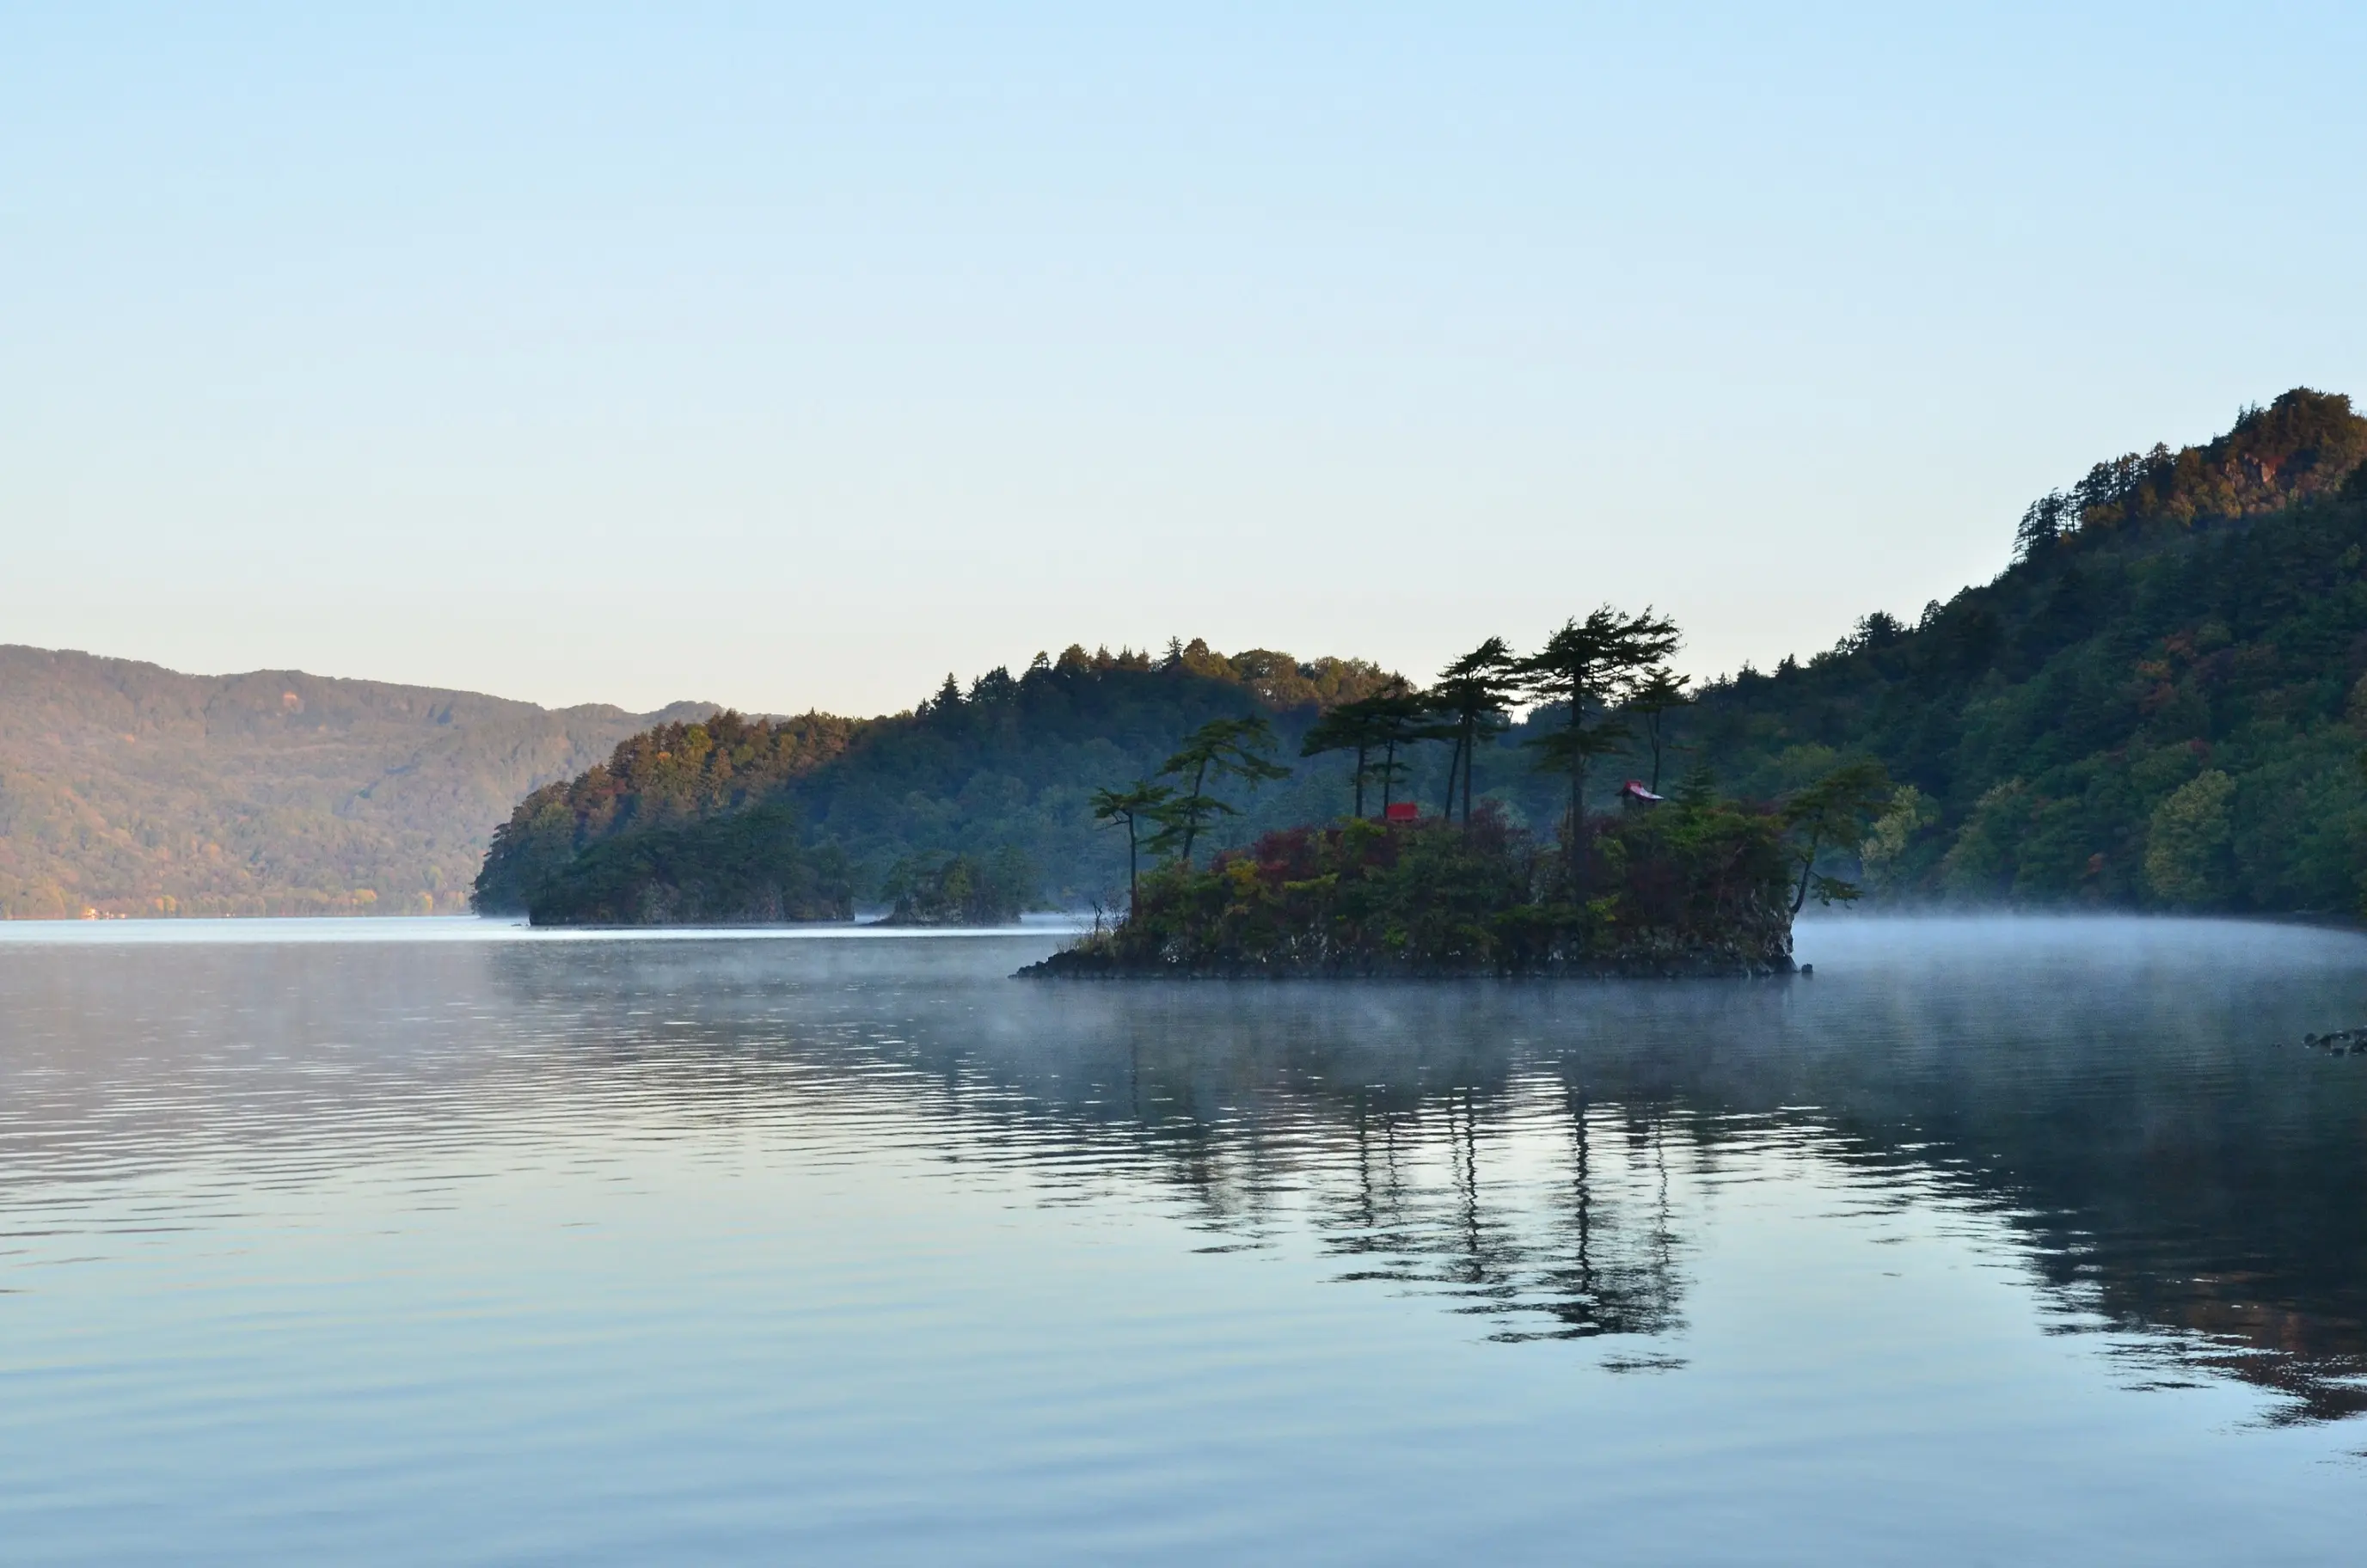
[5,3,2363,715]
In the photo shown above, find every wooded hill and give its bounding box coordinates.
[1685,388,2367,911]
[475,648,1402,918]
[0,646,709,917]
[482,387,2367,921]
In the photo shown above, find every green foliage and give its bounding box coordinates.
[475,710,857,912]
[1858,785,1939,893]
[1168,640,1397,708]
[1152,714,1293,866]
[1298,689,1390,818]
[524,802,854,926]
[1360,689,1457,812]
[1297,683,1453,818]
[1625,665,1691,793]
[1517,607,1682,873]
[1676,389,2367,914]
[1779,759,1893,912]
[1089,780,1173,904]
[2144,769,2235,906]
[477,644,1401,919]
[1038,792,1793,976]
[1606,790,1795,944]
[880,846,1033,926]
[1432,636,1520,822]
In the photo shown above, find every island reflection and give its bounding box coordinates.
[4,917,2364,1425]
[474,916,2367,1419]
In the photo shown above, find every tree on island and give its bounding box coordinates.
[1031,765,1800,979]
[1364,685,1455,817]
[1038,616,1813,979]
[1154,715,1291,866]
[880,845,1033,925]
[1780,760,1893,913]
[1624,665,1691,793]
[1091,781,1174,909]
[1517,606,1682,880]
[1431,636,1518,823]
[1300,696,1387,818]
[1302,680,1455,821]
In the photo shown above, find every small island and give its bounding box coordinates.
[1024,607,1890,980]
[870,848,1033,927]
[1021,801,1799,978]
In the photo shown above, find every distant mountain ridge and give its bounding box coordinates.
[0,645,710,917]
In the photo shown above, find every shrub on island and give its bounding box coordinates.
[1023,794,1795,979]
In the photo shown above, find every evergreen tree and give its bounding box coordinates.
[1780,760,1892,913]
[1091,781,1174,909]
[1362,685,1456,816]
[1624,665,1691,793]
[1516,607,1682,882]
[1300,698,1389,818]
[2014,491,2075,559]
[1155,715,1291,865]
[1431,637,1519,823]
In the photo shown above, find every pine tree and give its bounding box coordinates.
[1154,716,1291,865]
[1091,781,1174,908]
[1516,607,1681,885]
[1624,665,1691,793]
[1431,637,1518,823]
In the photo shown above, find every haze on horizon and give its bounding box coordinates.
[5,3,2364,720]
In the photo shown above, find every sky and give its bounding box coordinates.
[5,3,2365,718]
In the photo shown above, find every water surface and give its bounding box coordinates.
[3,915,2364,1563]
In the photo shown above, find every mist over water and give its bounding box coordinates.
[3,916,2364,1563]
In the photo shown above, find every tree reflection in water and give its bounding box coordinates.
[470,918,2367,1420]
[5,918,2364,1428]
[508,927,2367,1428]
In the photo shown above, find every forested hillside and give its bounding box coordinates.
[0,646,708,916]
[480,388,2367,922]
[1683,389,2367,911]
[476,646,1398,917]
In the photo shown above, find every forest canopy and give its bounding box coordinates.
[476,643,1405,921]
[1689,389,2367,912]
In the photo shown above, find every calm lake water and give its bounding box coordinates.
[3,915,2365,1564]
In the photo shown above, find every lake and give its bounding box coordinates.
[2,915,2364,1564]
